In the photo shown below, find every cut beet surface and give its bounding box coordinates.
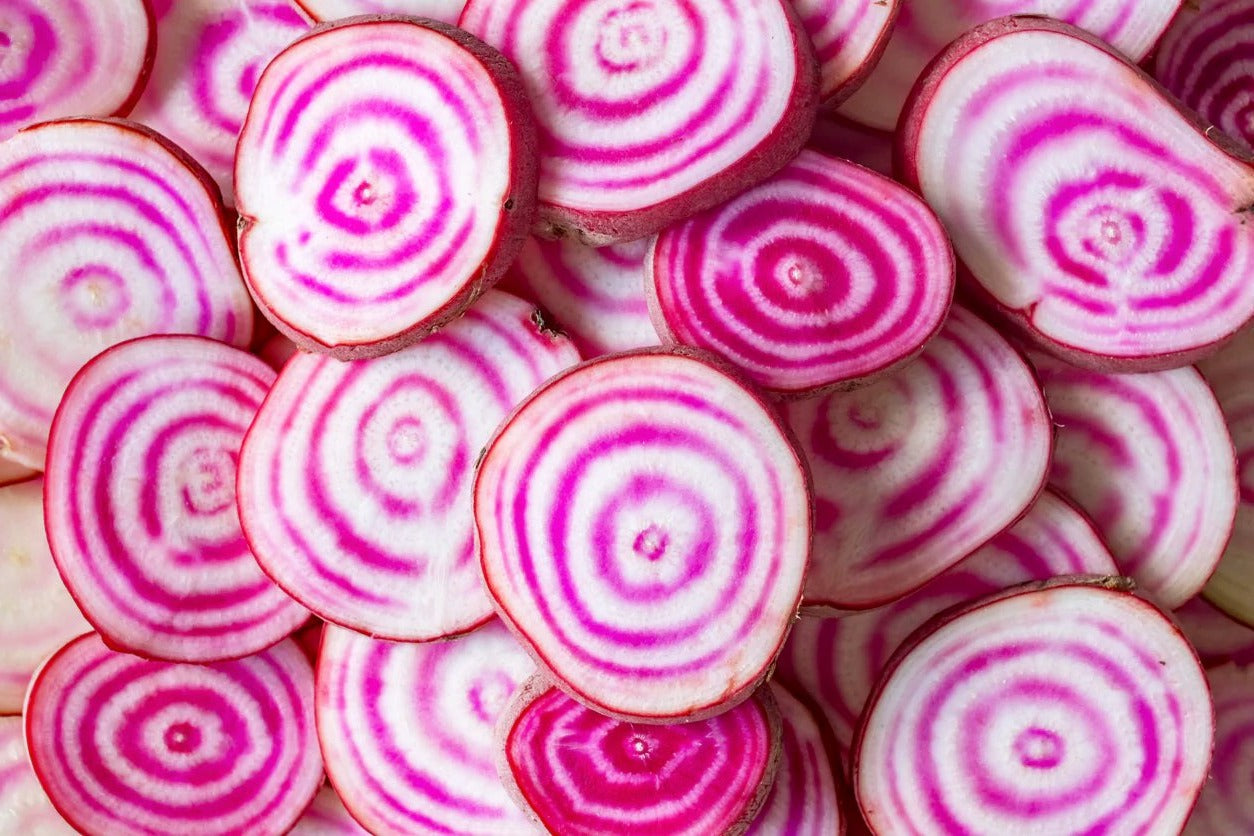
[792,0,897,106]
[0,716,73,834]
[296,0,465,22]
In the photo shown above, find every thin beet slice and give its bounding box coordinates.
[296,0,465,22]
[1174,597,1254,667]
[853,578,1213,834]
[899,16,1254,371]
[498,675,781,836]
[475,350,811,721]
[0,118,254,469]
[44,335,309,663]
[784,306,1052,612]
[316,620,537,835]
[807,114,893,177]
[239,291,578,641]
[0,717,73,834]
[459,0,819,244]
[648,148,954,397]
[794,0,897,105]
[235,17,537,359]
[290,785,370,835]
[1187,663,1254,833]
[1034,350,1238,609]
[25,634,323,836]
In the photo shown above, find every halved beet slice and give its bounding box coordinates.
[44,335,308,662]
[0,118,254,470]
[853,578,1213,834]
[498,675,780,835]
[290,785,370,835]
[649,148,953,396]
[1187,662,1254,833]
[239,291,578,641]
[0,716,74,834]
[0,0,155,140]
[783,305,1051,612]
[296,0,465,22]
[900,16,1254,371]
[316,620,537,835]
[793,0,897,105]
[1034,350,1237,608]
[235,16,537,359]
[1175,597,1254,667]
[807,114,893,177]
[475,350,811,721]
[459,0,818,244]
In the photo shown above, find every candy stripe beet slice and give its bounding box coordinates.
[1034,351,1238,609]
[239,291,578,641]
[784,306,1052,612]
[475,350,811,721]
[1187,663,1254,833]
[0,717,73,834]
[649,149,954,397]
[853,579,1213,834]
[0,118,254,469]
[498,675,781,836]
[44,336,309,662]
[290,785,370,835]
[297,0,465,21]
[459,0,819,244]
[900,17,1254,371]
[807,115,893,177]
[316,620,537,834]
[794,0,897,106]
[1174,597,1254,668]
[235,17,537,359]
[25,634,323,836]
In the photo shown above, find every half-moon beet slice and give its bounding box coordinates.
[853,578,1213,834]
[235,16,537,359]
[475,350,811,722]
[794,0,897,106]
[900,16,1254,371]
[1174,597,1254,668]
[1187,663,1254,833]
[783,305,1052,612]
[459,0,818,244]
[296,0,465,22]
[0,717,73,834]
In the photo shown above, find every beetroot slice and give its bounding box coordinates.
[239,291,578,641]
[475,349,811,721]
[0,716,74,833]
[1186,663,1254,833]
[44,335,308,663]
[899,16,1254,371]
[316,620,537,835]
[793,0,897,105]
[1034,351,1238,608]
[296,0,465,22]
[853,578,1213,834]
[806,114,893,177]
[1174,597,1254,667]
[235,17,537,359]
[459,0,818,244]
[499,675,780,836]
[289,785,370,835]
[784,305,1052,612]
[648,148,954,396]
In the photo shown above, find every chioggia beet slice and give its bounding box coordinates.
[1185,663,1254,833]
[459,0,819,244]
[0,118,254,469]
[793,0,897,105]
[648,149,953,396]
[1034,350,1238,609]
[901,16,1254,371]
[853,578,1213,834]
[498,675,781,836]
[783,305,1051,612]
[0,717,73,834]
[807,114,893,177]
[239,291,578,641]
[777,489,1117,755]
[475,349,811,721]
[316,620,538,835]
[235,16,537,359]
[289,785,370,835]
[43,336,309,662]
[24,634,323,836]
[297,0,465,21]
[1175,597,1254,668]
[0,0,155,140]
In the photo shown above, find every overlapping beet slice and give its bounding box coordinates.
[296,0,465,21]
[0,716,73,833]
[793,0,898,106]
[1187,662,1254,833]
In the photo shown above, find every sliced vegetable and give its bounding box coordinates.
[1174,597,1254,667]
[289,785,370,835]
[296,0,465,22]
[807,114,892,177]
[1187,662,1254,833]
[793,0,897,105]
[0,716,73,834]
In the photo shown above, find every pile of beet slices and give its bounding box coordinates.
[6,0,1254,834]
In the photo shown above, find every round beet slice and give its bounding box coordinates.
[475,349,811,721]
[853,578,1213,834]
[316,620,537,835]
[648,148,954,396]
[459,0,819,244]
[290,785,370,835]
[44,335,308,663]
[296,0,465,22]
[239,291,578,641]
[1187,662,1254,833]
[1175,597,1254,668]
[794,0,897,106]
[235,16,537,359]
[0,716,74,834]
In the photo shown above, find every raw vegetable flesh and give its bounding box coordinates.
[899,16,1254,371]
[0,716,73,834]
[648,148,954,396]
[1185,662,1254,833]
[792,0,898,105]
[853,578,1213,834]
[1174,597,1254,667]
[44,335,309,662]
[459,0,819,243]
[784,305,1052,612]
[474,349,811,721]
[235,16,537,359]
[289,785,370,835]
[24,634,323,836]
[807,114,892,177]
[296,0,465,22]
[238,291,578,641]
[0,118,253,469]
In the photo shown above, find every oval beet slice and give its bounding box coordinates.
[0,716,74,834]
[794,0,897,106]
[853,579,1213,834]
[297,0,465,21]
[25,634,323,836]
[1187,662,1254,833]
[900,16,1254,371]
[289,785,370,835]
[1175,597,1254,667]
[235,16,537,359]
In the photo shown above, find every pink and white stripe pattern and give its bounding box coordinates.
[792,0,897,104]
[297,0,466,20]
[0,717,73,834]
